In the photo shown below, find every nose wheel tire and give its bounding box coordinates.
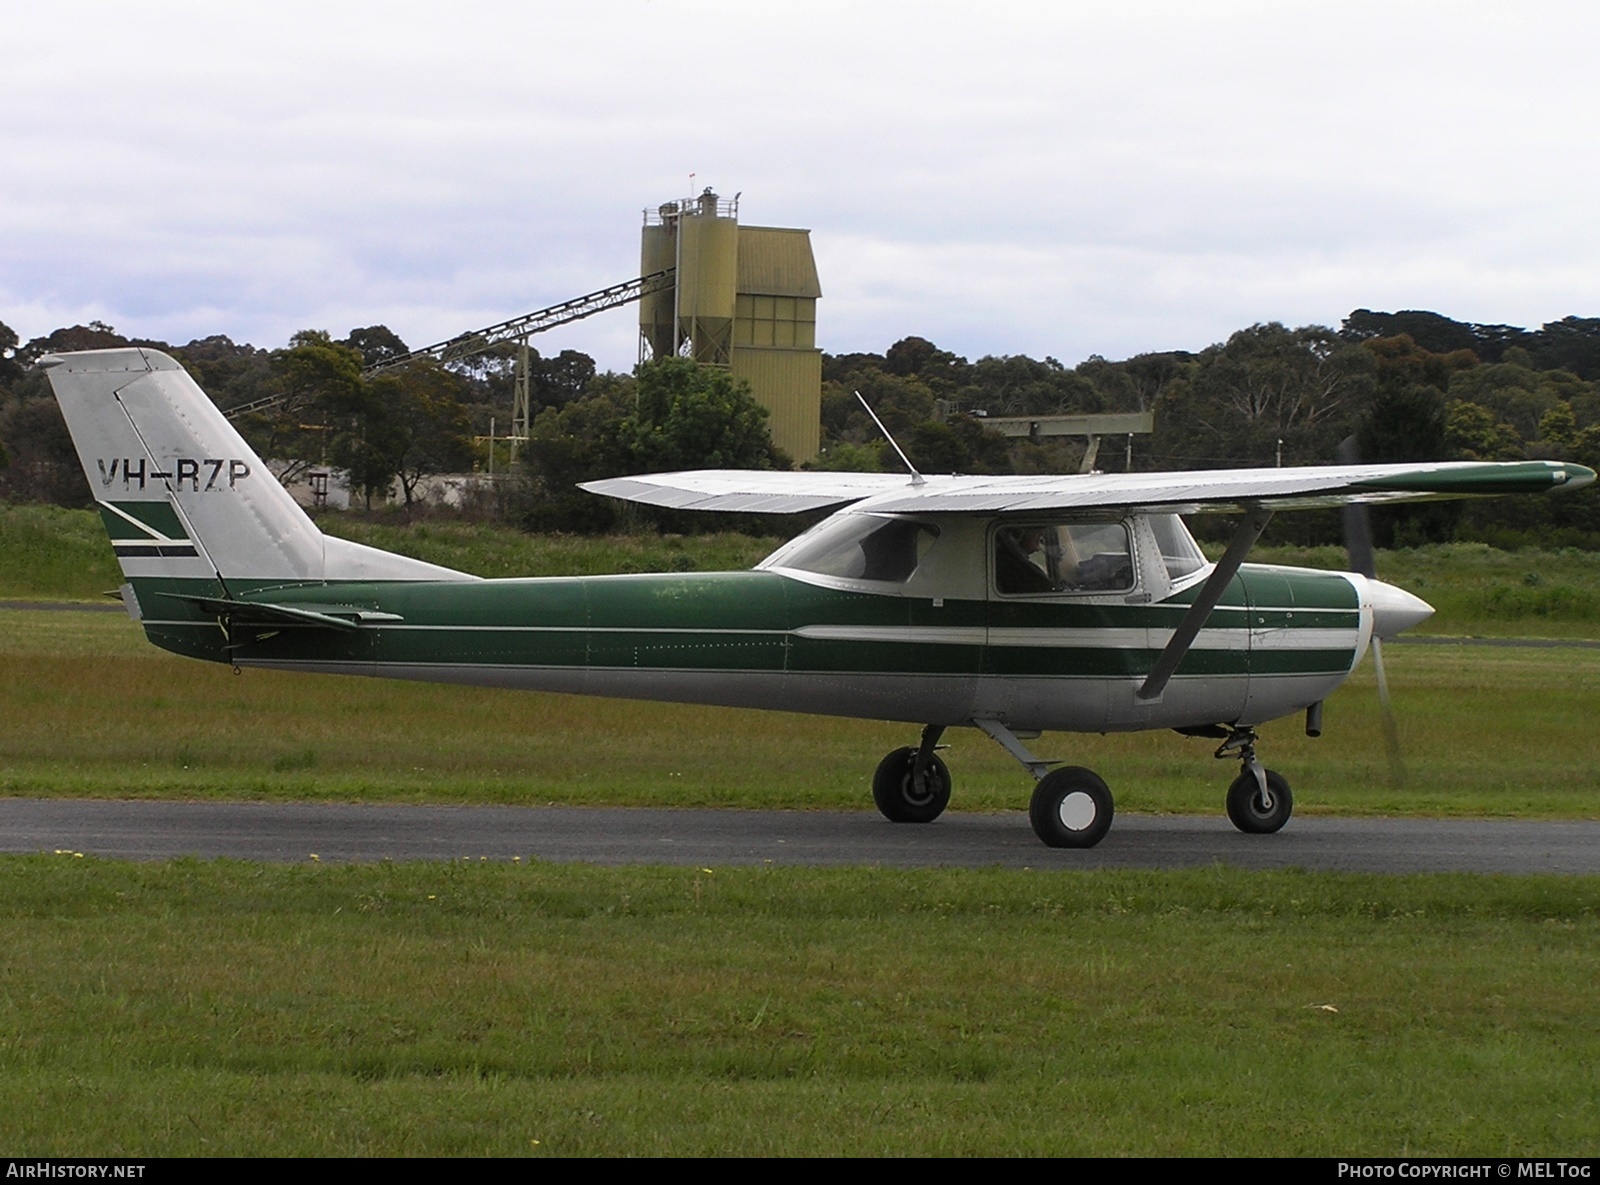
[1226,769,1293,834]
[1029,767,1114,848]
[872,747,952,823]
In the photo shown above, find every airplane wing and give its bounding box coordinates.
[580,470,918,513]
[583,460,1594,516]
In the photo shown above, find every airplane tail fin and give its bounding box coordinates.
[41,347,468,592]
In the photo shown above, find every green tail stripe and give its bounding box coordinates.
[99,500,189,541]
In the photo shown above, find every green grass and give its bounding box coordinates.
[0,503,781,596]
[1,858,1596,1155]
[5,509,1600,1156]
[3,609,1597,818]
[0,502,124,599]
[317,514,782,579]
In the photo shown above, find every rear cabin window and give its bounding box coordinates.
[779,515,940,584]
[994,522,1134,595]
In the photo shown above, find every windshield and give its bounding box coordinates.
[1147,514,1206,581]
[769,514,940,584]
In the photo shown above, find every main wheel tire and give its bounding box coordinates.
[1226,768,1293,834]
[871,747,952,823]
[1029,767,1114,849]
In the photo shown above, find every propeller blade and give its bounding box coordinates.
[1339,436,1405,783]
[1370,637,1406,784]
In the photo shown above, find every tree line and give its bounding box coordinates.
[2,309,1598,547]
[0,321,788,533]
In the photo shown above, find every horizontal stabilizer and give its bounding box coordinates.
[160,594,404,632]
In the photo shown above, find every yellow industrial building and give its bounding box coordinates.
[639,190,822,462]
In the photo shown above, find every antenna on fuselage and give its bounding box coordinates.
[855,391,925,486]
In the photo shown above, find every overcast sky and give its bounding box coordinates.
[5,1,1600,372]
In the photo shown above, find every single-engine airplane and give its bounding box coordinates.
[41,347,1596,848]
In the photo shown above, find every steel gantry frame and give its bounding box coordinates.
[228,269,677,467]
[365,268,676,463]
[367,268,677,377]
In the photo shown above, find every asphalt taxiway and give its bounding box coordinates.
[2,798,1597,873]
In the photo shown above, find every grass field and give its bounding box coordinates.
[2,859,1597,1156]
[3,502,1600,1155]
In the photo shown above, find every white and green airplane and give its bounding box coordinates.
[42,346,1597,848]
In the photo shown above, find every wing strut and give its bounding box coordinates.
[973,718,1058,780]
[1137,506,1273,701]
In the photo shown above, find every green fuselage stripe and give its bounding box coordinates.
[127,566,1360,682]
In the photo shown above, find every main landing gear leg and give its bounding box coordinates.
[974,719,1115,849]
[871,724,951,823]
[1215,726,1293,834]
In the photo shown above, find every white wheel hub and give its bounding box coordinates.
[1057,791,1098,832]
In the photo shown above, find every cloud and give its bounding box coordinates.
[5,1,1600,366]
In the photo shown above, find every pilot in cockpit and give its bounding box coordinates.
[995,526,1056,594]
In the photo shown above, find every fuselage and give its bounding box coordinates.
[126,508,1405,736]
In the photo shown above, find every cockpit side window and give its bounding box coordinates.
[994,521,1134,596]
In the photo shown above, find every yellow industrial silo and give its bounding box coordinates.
[641,190,822,461]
